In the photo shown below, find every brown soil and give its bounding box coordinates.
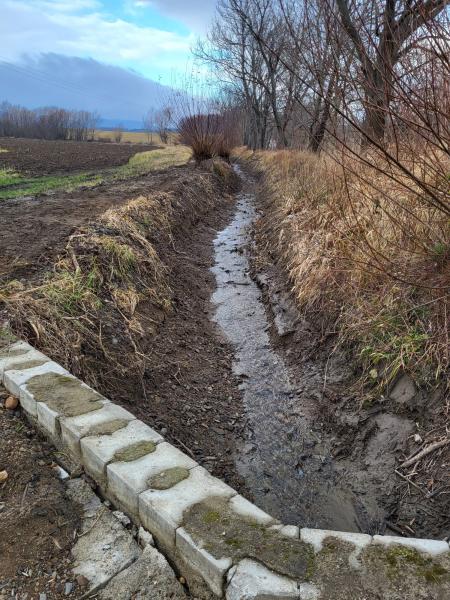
[0,166,190,282]
[0,137,158,175]
[0,386,84,599]
[0,163,248,496]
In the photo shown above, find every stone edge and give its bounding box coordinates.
[2,338,449,598]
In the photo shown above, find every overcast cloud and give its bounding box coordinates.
[138,1,217,33]
[0,0,217,121]
[0,54,174,123]
[0,1,193,76]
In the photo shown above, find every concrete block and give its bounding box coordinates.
[0,341,47,378]
[6,361,68,409]
[37,398,69,440]
[226,559,300,600]
[301,528,372,569]
[97,544,186,600]
[36,397,108,442]
[229,495,275,526]
[27,373,106,439]
[60,402,136,459]
[176,527,232,597]
[139,465,237,550]
[372,534,449,557]
[269,524,299,539]
[66,478,140,595]
[107,441,196,518]
[81,419,163,482]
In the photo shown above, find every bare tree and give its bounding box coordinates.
[142,108,156,143]
[155,107,173,144]
[113,124,124,143]
[0,102,98,141]
[333,0,448,143]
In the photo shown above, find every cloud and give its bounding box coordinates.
[134,0,217,33]
[0,0,193,79]
[0,53,174,122]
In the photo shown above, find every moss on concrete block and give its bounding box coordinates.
[87,419,130,437]
[306,536,450,599]
[4,359,48,372]
[26,372,104,417]
[0,346,27,358]
[113,440,156,462]
[147,466,190,490]
[183,496,315,581]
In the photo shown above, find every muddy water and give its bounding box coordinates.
[211,167,370,532]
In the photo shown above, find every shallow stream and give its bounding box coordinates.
[211,166,367,531]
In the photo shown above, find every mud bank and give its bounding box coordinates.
[0,162,247,494]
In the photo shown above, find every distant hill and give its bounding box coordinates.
[97,118,145,131]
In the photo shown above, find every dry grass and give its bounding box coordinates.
[94,130,179,145]
[250,148,449,396]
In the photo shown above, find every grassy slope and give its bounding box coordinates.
[0,160,233,401]
[247,148,449,396]
[0,145,191,200]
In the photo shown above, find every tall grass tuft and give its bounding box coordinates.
[254,148,449,395]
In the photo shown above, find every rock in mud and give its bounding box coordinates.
[389,374,416,406]
[97,544,186,600]
[4,395,19,410]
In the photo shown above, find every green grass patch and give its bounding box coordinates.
[0,146,191,200]
[0,168,22,186]
[112,146,192,180]
[0,170,102,199]
[358,301,432,390]
[42,266,102,315]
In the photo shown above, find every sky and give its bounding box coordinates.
[0,0,217,123]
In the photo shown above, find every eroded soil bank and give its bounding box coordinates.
[0,162,248,493]
[1,158,447,545]
[230,164,449,540]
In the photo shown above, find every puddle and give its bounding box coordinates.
[211,166,375,532]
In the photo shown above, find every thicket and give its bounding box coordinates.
[0,102,98,141]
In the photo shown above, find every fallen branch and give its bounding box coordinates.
[400,439,450,469]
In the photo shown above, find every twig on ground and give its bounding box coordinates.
[400,439,450,469]
[394,469,428,497]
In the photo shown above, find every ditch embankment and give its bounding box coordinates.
[1,155,448,545]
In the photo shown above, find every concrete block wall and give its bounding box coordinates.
[1,337,449,599]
